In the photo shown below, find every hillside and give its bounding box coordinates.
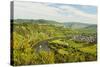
[11,19,97,65]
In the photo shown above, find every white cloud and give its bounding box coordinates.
[14,1,97,24]
[58,5,97,24]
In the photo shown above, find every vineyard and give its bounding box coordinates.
[11,19,97,66]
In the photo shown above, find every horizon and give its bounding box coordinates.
[13,19,97,25]
[14,1,97,24]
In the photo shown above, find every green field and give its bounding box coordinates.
[11,19,97,66]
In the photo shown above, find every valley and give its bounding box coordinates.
[11,19,97,65]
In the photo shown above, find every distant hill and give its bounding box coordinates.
[13,19,97,30]
[84,25,97,30]
[13,19,61,25]
[82,24,97,32]
[63,22,96,29]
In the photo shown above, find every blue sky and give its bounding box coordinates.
[68,5,97,14]
[48,3,97,14]
[14,1,97,24]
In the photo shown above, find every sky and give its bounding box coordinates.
[14,1,97,24]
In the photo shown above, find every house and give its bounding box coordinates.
[72,35,97,44]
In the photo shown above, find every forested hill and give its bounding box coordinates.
[13,19,97,30]
[13,19,61,25]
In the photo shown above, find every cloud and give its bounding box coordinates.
[58,5,97,24]
[14,1,97,24]
[59,5,96,18]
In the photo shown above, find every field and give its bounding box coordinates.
[11,19,97,66]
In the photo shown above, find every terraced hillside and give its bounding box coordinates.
[11,19,97,66]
